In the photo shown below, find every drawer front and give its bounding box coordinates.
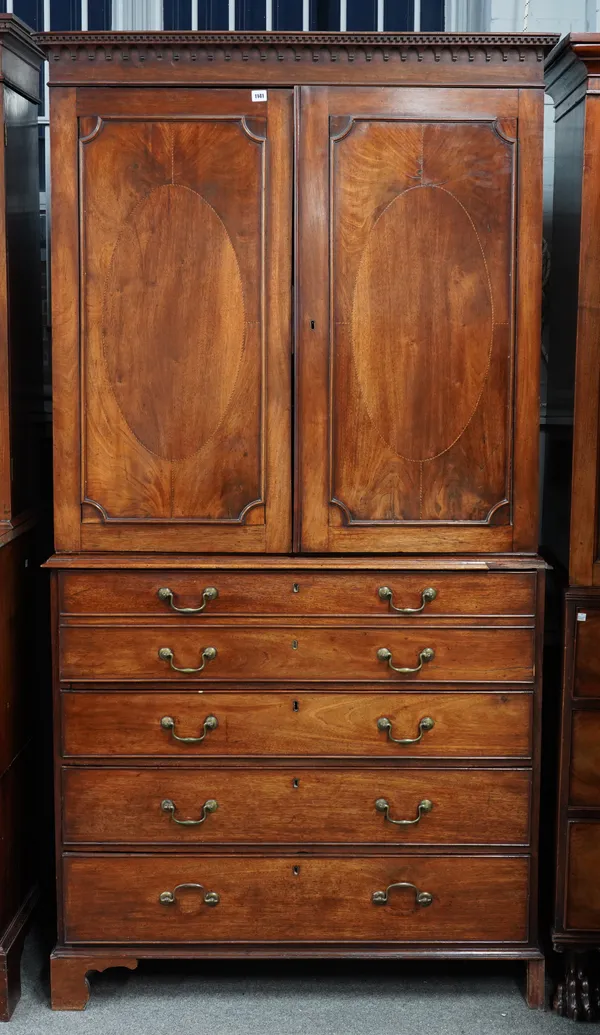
[565,822,600,929]
[59,625,535,683]
[61,691,533,759]
[62,767,532,846]
[59,570,536,619]
[570,712,600,807]
[63,854,529,944]
[574,611,600,697]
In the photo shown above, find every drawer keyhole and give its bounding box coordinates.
[293,778,300,789]
[293,700,299,711]
[293,866,300,876]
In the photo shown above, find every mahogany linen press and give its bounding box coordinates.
[38,29,556,1009]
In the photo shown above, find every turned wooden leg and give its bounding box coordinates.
[553,950,600,1021]
[50,951,138,1011]
[526,958,546,1010]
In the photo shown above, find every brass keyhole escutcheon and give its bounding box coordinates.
[293,583,300,593]
[292,639,298,650]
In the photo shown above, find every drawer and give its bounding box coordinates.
[565,822,600,929]
[62,767,532,846]
[59,570,536,619]
[573,611,600,697]
[63,854,529,944]
[61,691,533,759]
[59,625,535,683]
[570,712,600,807]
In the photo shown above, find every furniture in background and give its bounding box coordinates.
[0,15,45,1021]
[40,29,556,1011]
[546,34,600,1021]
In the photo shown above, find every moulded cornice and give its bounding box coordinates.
[37,31,559,49]
[36,30,559,89]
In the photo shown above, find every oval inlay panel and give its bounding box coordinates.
[102,184,245,461]
[351,185,493,462]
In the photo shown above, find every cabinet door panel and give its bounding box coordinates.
[297,87,542,553]
[51,88,292,552]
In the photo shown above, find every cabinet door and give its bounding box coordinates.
[51,89,292,552]
[296,87,542,553]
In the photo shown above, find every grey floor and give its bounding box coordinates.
[8,929,594,1034]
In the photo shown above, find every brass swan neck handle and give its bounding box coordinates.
[375,797,433,826]
[160,714,218,745]
[158,646,217,674]
[377,646,434,674]
[378,586,437,614]
[159,883,220,907]
[377,716,434,745]
[157,586,218,614]
[372,881,433,907]
[161,798,218,826]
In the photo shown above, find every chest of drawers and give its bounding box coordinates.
[46,557,546,1009]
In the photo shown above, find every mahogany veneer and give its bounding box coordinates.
[39,29,555,1011]
[60,689,533,759]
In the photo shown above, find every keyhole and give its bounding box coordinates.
[292,700,299,711]
[293,778,300,789]
[293,866,300,876]
[310,320,315,330]
[292,640,298,650]
[293,583,300,593]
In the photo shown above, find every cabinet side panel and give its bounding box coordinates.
[512,88,543,552]
[50,88,81,552]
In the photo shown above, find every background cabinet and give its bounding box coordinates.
[546,34,600,1020]
[0,15,45,1021]
[40,30,556,1012]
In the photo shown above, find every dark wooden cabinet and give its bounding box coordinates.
[39,30,556,1012]
[551,592,600,1019]
[0,15,45,1021]
[546,35,600,1020]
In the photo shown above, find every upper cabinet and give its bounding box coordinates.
[546,37,600,586]
[43,32,554,555]
[296,85,544,554]
[51,88,292,553]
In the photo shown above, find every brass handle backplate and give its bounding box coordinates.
[158,646,217,674]
[157,586,218,614]
[377,716,434,746]
[160,714,218,745]
[161,798,218,826]
[375,797,433,826]
[378,586,437,614]
[377,646,434,674]
[159,882,220,907]
[372,881,433,907]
